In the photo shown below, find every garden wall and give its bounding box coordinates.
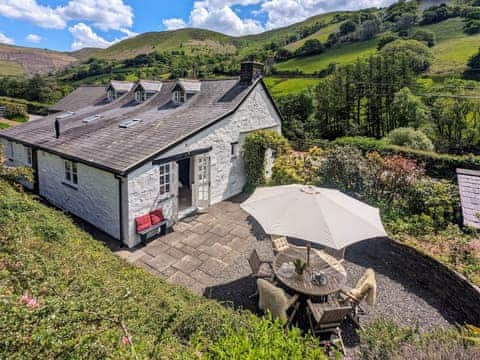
[388,240,480,326]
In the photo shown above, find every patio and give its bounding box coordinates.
[110,195,467,349]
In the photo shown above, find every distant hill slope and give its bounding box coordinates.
[0,44,78,76]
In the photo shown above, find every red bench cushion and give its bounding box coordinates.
[149,209,164,225]
[135,214,152,233]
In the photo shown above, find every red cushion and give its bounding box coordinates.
[149,209,164,225]
[135,214,152,232]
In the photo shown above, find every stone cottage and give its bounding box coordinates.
[0,62,282,247]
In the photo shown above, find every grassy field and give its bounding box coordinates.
[264,77,321,97]
[422,18,480,75]
[275,39,378,73]
[0,60,24,76]
[0,122,10,129]
[285,22,343,52]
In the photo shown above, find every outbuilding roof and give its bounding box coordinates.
[457,168,480,229]
[0,78,275,175]
[48,85,107,112]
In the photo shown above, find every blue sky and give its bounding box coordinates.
[0,0,394,52]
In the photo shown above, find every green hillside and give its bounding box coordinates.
[275,39,378,73]
[0,60,24,76]
[285,22,344,52]
[264,77,321,97]
[422,18,480,75]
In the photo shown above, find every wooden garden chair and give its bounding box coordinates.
[257,278,300,327]
[248,249,274,297]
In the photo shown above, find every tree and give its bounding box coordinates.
[295,39,324,57]
[410,29,436,47]
[380,40,433,73]
[357,19,381,41]
[340,20,357,35]
[384,127,434,151]
[391,87,429,128]
[277,92,314,146]
[468,48,480,69]
[377,32,399,50]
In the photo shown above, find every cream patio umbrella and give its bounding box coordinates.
[240,184,387,265]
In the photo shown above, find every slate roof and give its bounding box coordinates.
[136,80,162,92]
[0,78,268,175]
[48,85,107,112]
[109,80,134,93]
[176,79,202,93]
[457,168,480,229]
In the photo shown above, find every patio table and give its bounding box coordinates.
[273,246,347,298]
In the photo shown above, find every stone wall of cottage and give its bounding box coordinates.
[125,83,281,247]
[37,150,121,239]
[0,138,34,189]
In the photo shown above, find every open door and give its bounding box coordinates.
[193,153,210,209]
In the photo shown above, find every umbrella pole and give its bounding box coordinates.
[307,241,311,267]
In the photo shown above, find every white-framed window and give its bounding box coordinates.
[231,142,239,159]
[173,90,185,104]
[25,147,32,166]
[64,160,78,186]
[7,141,14,160]
[159,163,170,195]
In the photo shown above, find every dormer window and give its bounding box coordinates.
[135,89,146,103]
[107,88,117,102]
[173,90,186,104]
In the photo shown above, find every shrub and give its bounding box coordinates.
[410,29,436,47]
[377,32,399,50]
[2,101,28,121]
[380,40,433,73]
[243,130,290,189]
[340,20,357,35]
[464,19,480,35]
[295,39,325,57]
[385,128,434,151]
[332,137,480,179]
[271,147,323,185]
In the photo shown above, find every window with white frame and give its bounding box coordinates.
[159,163,170,195]
[25,147,32,166]
[173,90,185,104]
[231,142,239,159]
[64,160,78,186]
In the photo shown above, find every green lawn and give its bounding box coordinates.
[0,122,10,129]
[275,39,378,74]
[285,22,343,52]
[421,18,480,75]
[264,77,321,97]
[0,60,24,76]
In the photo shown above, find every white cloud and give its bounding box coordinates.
[69,22,113,50]
[0,0,66,29]
[163,18,187,31]
[0,31,14,45]
[163,1,264,36]
[69,22,137,50]
[58,0,134,32]
[0,0,133,32]
[162,0,397,35]
[261,0,395,29]
[26,33,41,43]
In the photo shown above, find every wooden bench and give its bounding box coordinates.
[138,220,168,245]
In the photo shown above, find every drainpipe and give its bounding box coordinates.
[115,174,126,247]
[32,148,40,194]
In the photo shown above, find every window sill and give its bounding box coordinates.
[62,182,78,190]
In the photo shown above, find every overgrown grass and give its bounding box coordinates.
[264,77,321,97]
[421,18,480,75]
[0,178,326,359]
[275,39,378,74]
[0,60,24,76]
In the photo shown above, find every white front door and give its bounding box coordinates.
[193,153,210,209]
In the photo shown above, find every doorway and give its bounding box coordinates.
[177,157,192,211]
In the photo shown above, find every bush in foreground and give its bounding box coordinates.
[0,177,325,359]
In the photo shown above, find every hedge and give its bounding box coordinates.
[0,96,49,116]
[332,137,480,180]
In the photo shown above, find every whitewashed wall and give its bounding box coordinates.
[125,83,281,247]
[37,150,121,239]
[0,138,34,189]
